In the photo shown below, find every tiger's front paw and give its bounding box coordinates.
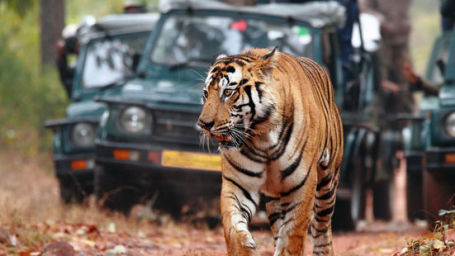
[238,230,257,251]
[227,230,258,256]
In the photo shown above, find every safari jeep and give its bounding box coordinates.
[45,13,158,203]
[403,31,455,226]
[94,0,384,229]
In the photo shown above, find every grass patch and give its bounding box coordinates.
[396,208,455,256]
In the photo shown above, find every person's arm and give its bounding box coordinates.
[415,79,440,96]
[403,62,440,96]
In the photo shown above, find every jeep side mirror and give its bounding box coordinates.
[436,59,446,77]
[132,52,141,72]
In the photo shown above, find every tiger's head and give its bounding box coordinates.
[197,48,278,150]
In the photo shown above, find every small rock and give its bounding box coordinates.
[0,229,18,247]
[42,241,75,256]
[130,204,147,219]
[75,228,86,236]
[80,239,96,247]
[399,247,408,255]
[0,228,11,245]
[378,248,393,254]
[107,222,116,233]
[106,245,127,255]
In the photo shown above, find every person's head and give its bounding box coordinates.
[123,0,146,13]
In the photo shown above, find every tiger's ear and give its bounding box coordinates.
[216,54,227,60]
[262,47,278,61]
[256,47,278,72]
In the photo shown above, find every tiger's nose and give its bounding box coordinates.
[198,119,214,131]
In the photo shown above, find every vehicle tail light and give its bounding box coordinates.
[148,151,161,164]
[71,159,87,170]
[113,149,140,161]
[445,153,455,164]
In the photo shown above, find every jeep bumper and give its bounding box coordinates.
[54,153,95,193]
[95,140,222,197]
[426,147,455,172]
[404,150,424,173]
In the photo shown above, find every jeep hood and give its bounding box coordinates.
[66,101,106,119]
[111,78,204,107]
[439,85,455,107]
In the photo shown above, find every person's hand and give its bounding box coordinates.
[403,61,420,85]
[381,80,400,94]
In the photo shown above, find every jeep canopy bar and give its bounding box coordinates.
[159,0,346,29]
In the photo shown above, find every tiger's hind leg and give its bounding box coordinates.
[272,165,318,256]
[272,195,314,256]
[311,168,339,256]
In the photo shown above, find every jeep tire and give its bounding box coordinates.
[373,179,394,221]
[351,151,367,222]
[406,170,424,221]
[333,199,356,231]
[423,170,455,229]
[58,176,85,204]
[94,164,140,214]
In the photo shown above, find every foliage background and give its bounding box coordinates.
[0,0,130,154]
[410,0,440,74]
[0,0,440,154]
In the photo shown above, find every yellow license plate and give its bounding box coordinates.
[161,150,221,172]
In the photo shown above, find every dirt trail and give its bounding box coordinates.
[0,151,452,256]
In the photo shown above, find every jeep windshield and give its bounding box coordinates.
[82,32,150,88]
[428,34,451,85]
[150,12,314,68]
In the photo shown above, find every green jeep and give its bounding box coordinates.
[45,13,158,203]
[404,31,455,226]
[94,1,384,229]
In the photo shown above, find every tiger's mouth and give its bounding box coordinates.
[208,133,241,149]
[213,134,232,143]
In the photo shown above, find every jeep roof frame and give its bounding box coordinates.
[159,0,346,29]
[78,13,159,44]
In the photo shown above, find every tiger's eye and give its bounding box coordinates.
[224,89,233,96]
[203,90,208,98]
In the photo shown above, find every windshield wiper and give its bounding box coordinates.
[100,76,132,91]
[168,57,213,70]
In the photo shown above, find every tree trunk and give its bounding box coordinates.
[40,0,65,67]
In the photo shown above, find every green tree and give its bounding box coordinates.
[40,0,65,66]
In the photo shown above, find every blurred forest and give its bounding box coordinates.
[0,0,137,154]
[410,0,440,74]
[0,0,440,154]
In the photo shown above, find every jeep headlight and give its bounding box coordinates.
[71,123,96,147]
[445,112,455,137]
[119,106,149,133]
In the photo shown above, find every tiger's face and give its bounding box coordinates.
[198,48,277,150]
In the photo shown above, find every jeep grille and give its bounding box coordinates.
[152,110,201,145]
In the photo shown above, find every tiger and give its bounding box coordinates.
[197,48,343,256]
